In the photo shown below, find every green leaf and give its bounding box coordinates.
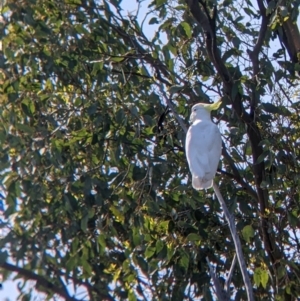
[254,267,262,287]
[167,134,173,147]
[0,251,8,263]
[277,264,286,280]
[132,229,141,246]
[179,251,189,270]
[145,245,156,259]
[128,290,137,301]
[262,102,280,114]
[186,233,201,242]
[232,37,240,48]
[15,123,34,134]
[242,225,254,243]
[256,150,269,165]
[91,61,103,75]
[294,63,300,71]
[132,166,146,181]
[156,0,167,6]
[155,240,164,253]
[254,267,268,288]
[130,106,139,118]
[110,56,125,62]
[82,260,93,276]
[87,104,97,116]
[149,17,159,25]
[8,181,21,198]
[98,234,106,250]
[266,0,276,15]
[180,22,192,38]
[287,211,298,228]
[244,7,256,16]
[66,256,77,272]
[80,214,89,232]
[109,205,124,223]
[261,269,269,289]
[169,85,184,94]
[157,220,169,234]
[222,49,239,62]
[21,98,35,116]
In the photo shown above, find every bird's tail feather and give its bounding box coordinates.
[192,176,213,190]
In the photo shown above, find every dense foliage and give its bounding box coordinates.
[1,0,300,300]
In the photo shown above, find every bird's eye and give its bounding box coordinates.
[193,108,196,112]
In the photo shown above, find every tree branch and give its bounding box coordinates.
[0,262,79,301]
[221,143,258,201]
[57,270,115,301]
[247,0,269,114]
[276,0,300,67]
[213,183,255,301]
[251,0,268,60]
[206,257,228,301]
[158,84,188,134]
[100,18,172,83]
[225,254,237,295]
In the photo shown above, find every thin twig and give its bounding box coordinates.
[158,84,188,134]
[213,182,255,301]
[221,142,258,201]
[225,253,237,295]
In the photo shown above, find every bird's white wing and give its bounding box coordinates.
[185,121,221,189]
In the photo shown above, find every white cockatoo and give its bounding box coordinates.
[185,100,222,189]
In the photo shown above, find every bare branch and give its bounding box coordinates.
[225,254,237,295]
[213,183,255,301]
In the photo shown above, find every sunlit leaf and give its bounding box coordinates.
[242,225,254,243]
[180,22,192,38]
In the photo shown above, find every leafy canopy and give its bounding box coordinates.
[1,0,300,300]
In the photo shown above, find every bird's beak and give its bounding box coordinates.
[189,113,194,123]
[207,99,222,111]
